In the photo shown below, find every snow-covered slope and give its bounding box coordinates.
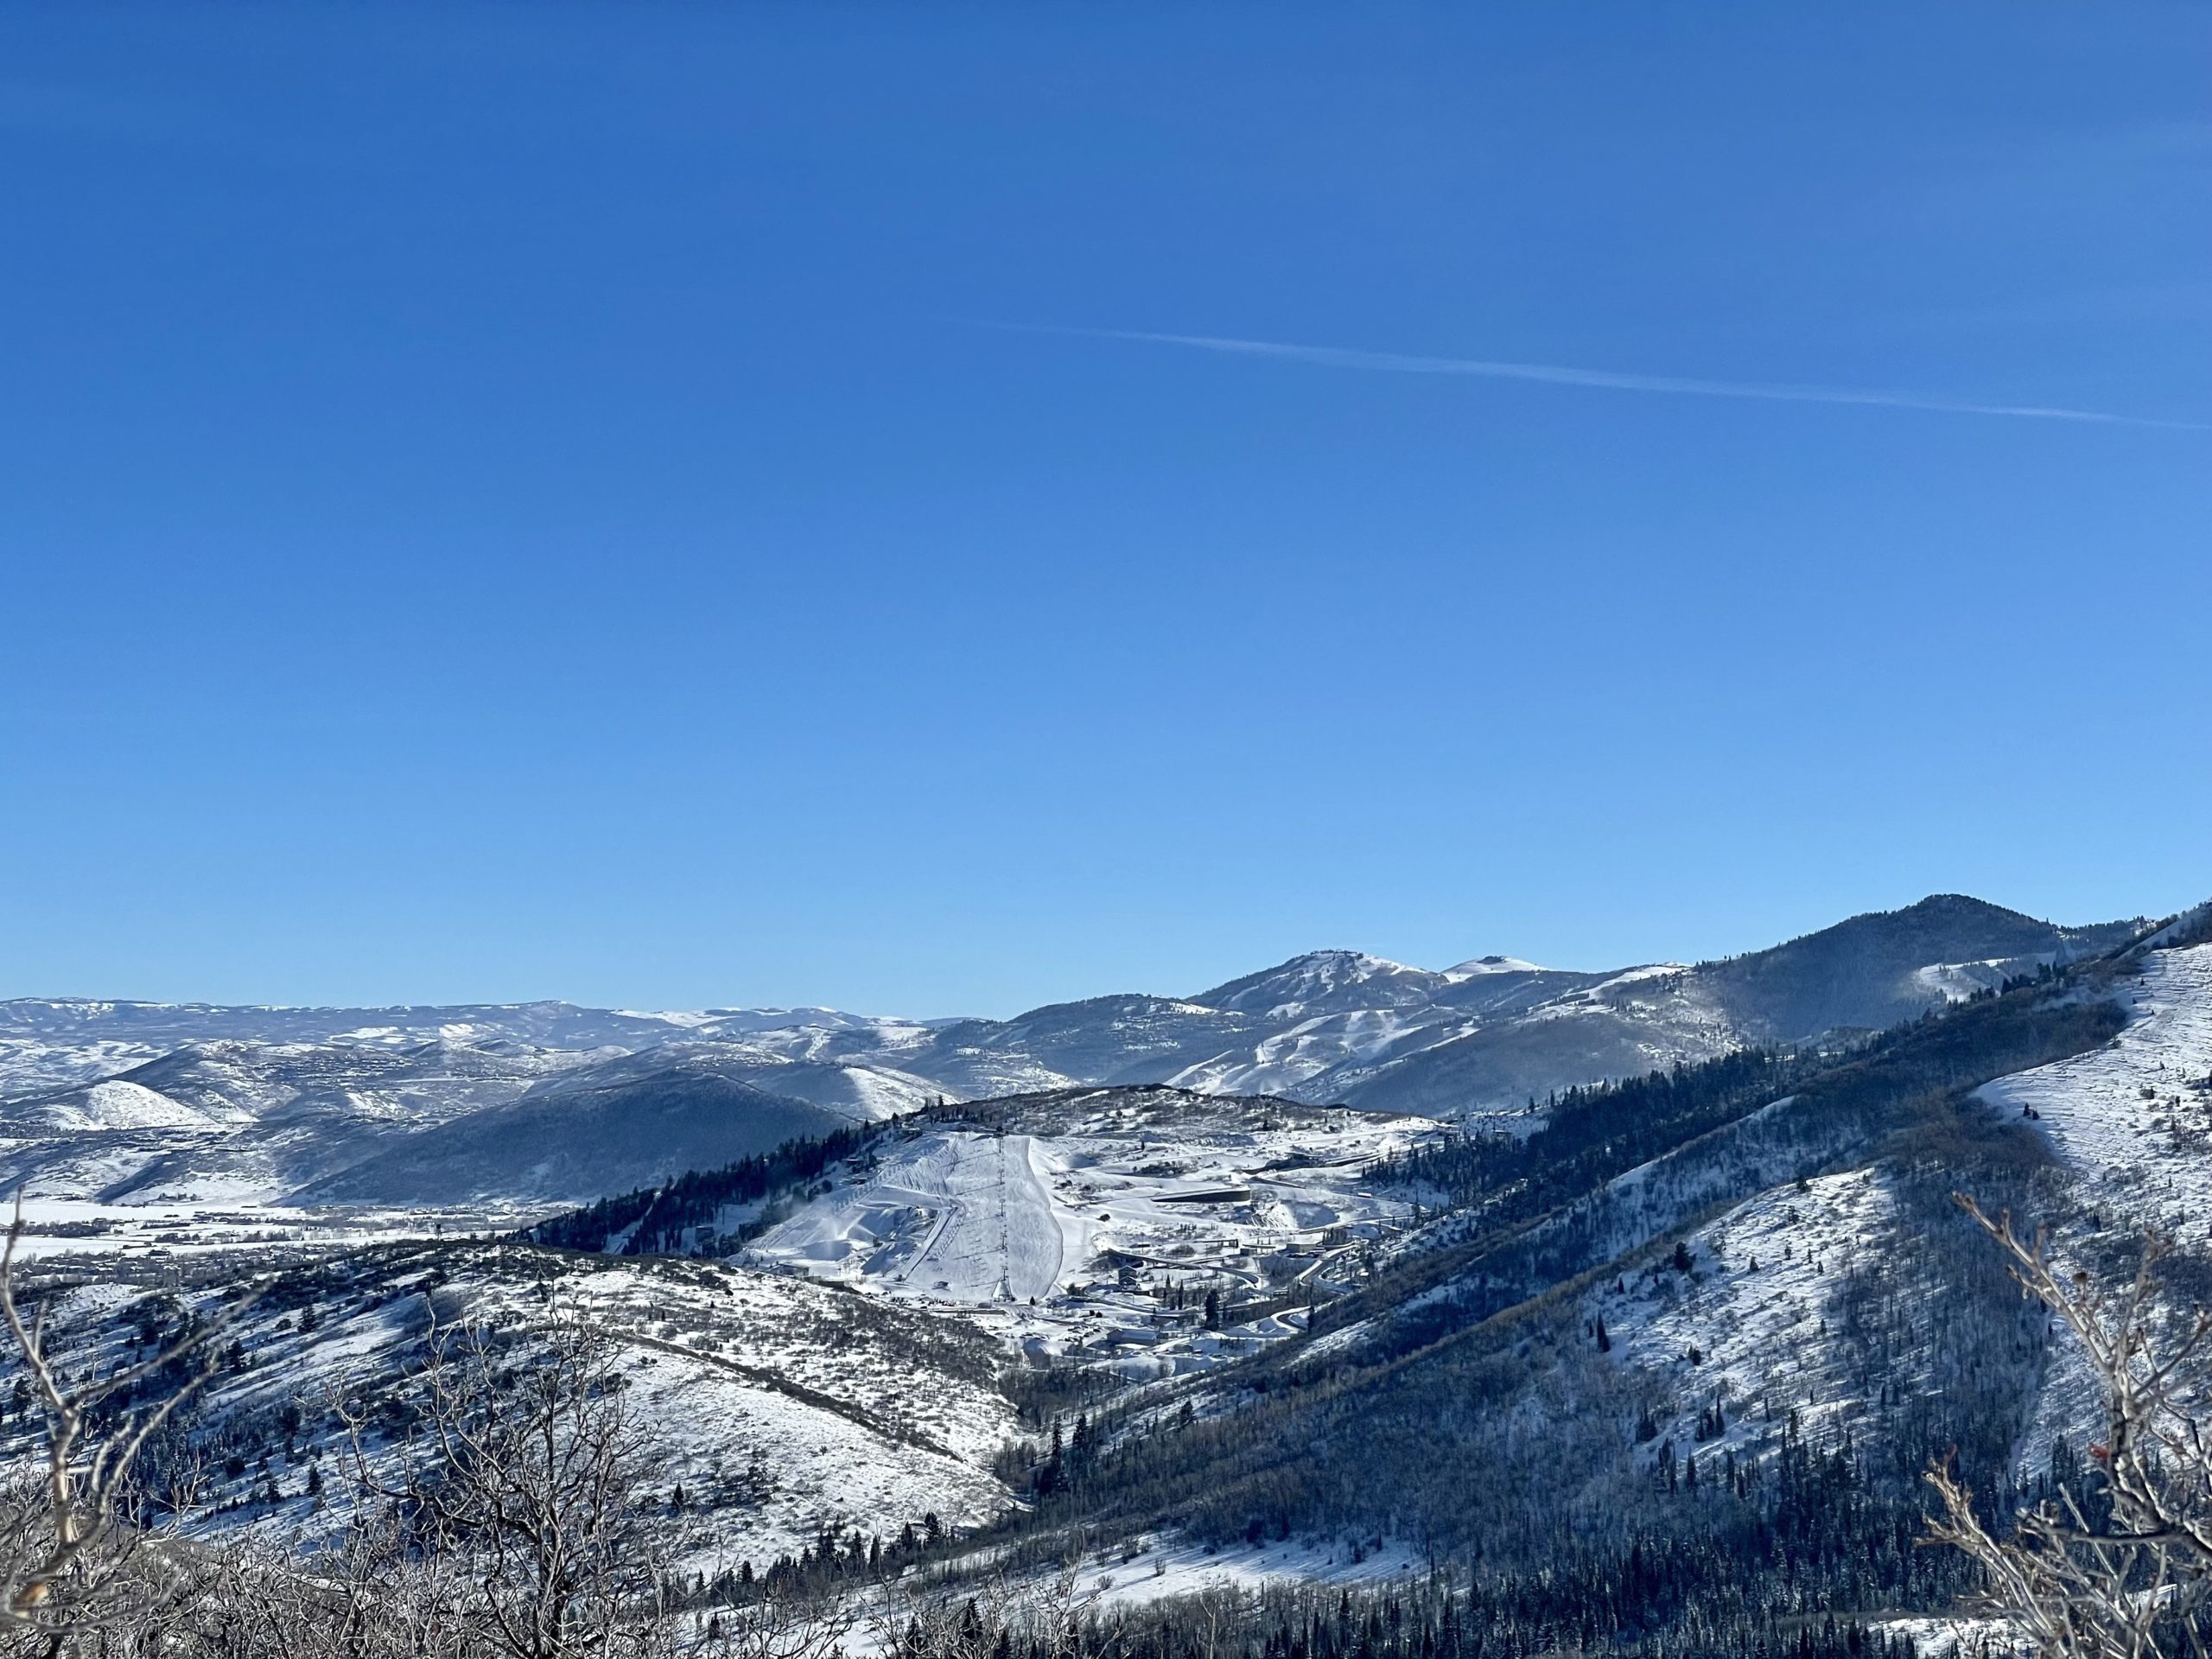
[753,1130,1080,1302]
[11,1243,1018,1574]
[1310,963,1733,1118]
[723,1057,949,1121]
[299,1058,849,1206]
[1980,941,2212,1230]
[1192,952,1453,1020]
[1593,1166,1906,1456]
[0,999,896,1098]
[0,1035,938,1210]
[3,1077,239,1134]
[744,1088,1428,1315]
[0,1038,611,1205]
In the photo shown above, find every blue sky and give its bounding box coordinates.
[3,4,2207,1017]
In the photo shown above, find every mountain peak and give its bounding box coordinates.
[1192,950,1445,1016]
[1443,954,1548,978]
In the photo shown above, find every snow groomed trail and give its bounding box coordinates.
[748,1130,1071,1302]
[894,1132,1064,1302]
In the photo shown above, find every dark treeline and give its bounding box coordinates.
[1366,1046,1809,1215]
[935,1554,1941,1659]
[517,1123,880,1256]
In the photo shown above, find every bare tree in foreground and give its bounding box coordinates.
[336,1310,669,1659]
[683,1576,851,1659]
[0,1204,245,1653]
[334,1302,873,1659]
[872,1560,1096,1659]
[1931,1198,2212,1659]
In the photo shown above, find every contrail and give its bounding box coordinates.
[1003,323,2207,432]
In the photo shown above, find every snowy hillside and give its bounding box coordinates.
[0,1037,608,1205]
[749,1130,1082,1303]
[1593,1166,1907,1458]
[5,1077,243,1134]
[0,999,887,1094]
[0,895,2196,1659]
[1192,952,1457,1020]
[10,1242,1018,1574]
[744,1089,1427,1318]
[299,1058,852,1206]
[1980,940,2212,1232]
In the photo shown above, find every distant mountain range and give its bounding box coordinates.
[0,894,2145,1206]
[10,890,2210,1647]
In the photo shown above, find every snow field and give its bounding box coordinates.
[1592,1166,1904,1461]
[16,1244,1020,1577]
[1072,1535,1431,1611]
[743,1095,1427,1380]
[747,1132,1077,1302]
[1961,944,2212,1473]
[1980,944,2212,1236]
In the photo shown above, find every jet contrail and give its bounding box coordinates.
[1004,323,2206,432]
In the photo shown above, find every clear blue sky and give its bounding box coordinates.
[3,4,2206,1017]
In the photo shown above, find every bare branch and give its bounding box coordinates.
[1929,1196,2212,1659]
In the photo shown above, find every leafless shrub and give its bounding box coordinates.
[177,1516,474,1659]
[874,1558,1101,1659]
[0,1247,855,1659]
[1930,1197,2212,1659]
[334,1309,666,1659]
[0,1203,249,1651]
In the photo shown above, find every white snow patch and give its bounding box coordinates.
[1594,1166,1903,1455]
[1980,944,2212,1234]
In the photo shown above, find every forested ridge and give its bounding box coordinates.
[1011,1587,1929,1659]
[518,1122,880,1255]
[487,945,2175,1659]
[1338,982,2127,1356]
[960,963,2150,1657]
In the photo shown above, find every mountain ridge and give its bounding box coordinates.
[0,893,2152,1210]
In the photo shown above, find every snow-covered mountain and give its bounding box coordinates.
[0,998,903,1096]
[1192,950,1458,1019]
[296,1051,863,1206]
[3,893,2204,1649]
[439,900,2212,1602]
[880,904,2209,1592]
[0,894,2145,1211]
[1242,894,2138,1115]
[868,896,2134,1116]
